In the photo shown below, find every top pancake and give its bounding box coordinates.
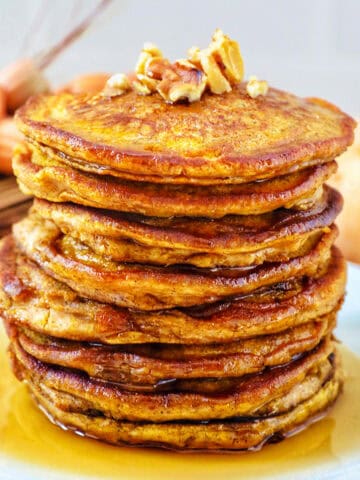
[15,84,355,185]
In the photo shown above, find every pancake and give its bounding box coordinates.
[28,369,341,451]
[13,144,337,218]
[31,186,342,268]
[27,371,341,451]
[10,336,333,421]
[28,362,342,451]
[7,314,335,386]
[12,213,337,310]
[15,85,355,184]
[33,357,333,416]
[0,235,346,344]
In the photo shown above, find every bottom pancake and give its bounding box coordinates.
[24,361,342,451]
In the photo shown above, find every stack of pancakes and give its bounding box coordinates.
[0,85,355,451]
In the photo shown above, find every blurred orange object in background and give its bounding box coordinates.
[0,117,23,175]
[0,61,110,175]
[330,122,360,264]
[59,73,110,94]
[0,87,6,120]
[0,58,49,175]
[0,1,112,176]
[0,58,50,113]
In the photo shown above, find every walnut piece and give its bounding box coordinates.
[188,29,244,95]
[246,75,269,98]
[102,73,131,97]
[146,58,207,103]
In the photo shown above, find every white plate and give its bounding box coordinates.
[336,262,360,353]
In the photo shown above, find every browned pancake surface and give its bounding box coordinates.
[8,314,334,386]
[0,236,346,344]
[12,214,337,309]
[26,373,341,450]
[15,85,355,184]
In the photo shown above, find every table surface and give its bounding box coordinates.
[0,176,32,237]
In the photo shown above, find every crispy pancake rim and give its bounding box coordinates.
[30,187,342,268]
[12,214,337,309]
[7,314,335,385]
[14,144,337,217]
[26,372,341,451]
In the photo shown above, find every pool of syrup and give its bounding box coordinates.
[1,324,359,480]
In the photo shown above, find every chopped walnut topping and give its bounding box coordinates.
[133,45,164,95]
[246,75,269,98]
[135,29,244,103]
[102,30,267,104]
[102,73,131,97]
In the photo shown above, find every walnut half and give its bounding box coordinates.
[146,58,207,103]
[188,29,244,95]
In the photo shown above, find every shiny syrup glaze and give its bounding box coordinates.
[1,325,360,480]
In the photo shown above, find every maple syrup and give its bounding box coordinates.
[0,324,359,479]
